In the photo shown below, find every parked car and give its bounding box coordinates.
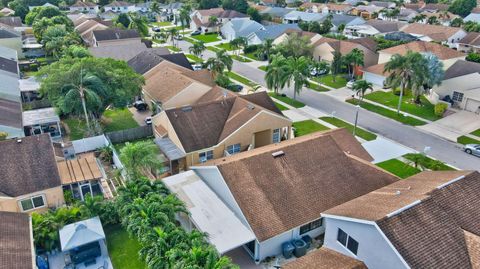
[174,35,183,40]
[191,30,201,36]
[152,27,161,32]
[145,116,152,125]
[133,100,148,111]
[464,144,480,156]
[346,80,355,89]
[192,64,202,71]
[310,68,328,77]
[228,84,244,92]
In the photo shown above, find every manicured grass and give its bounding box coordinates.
[364,91,439,121]
[227,71,258,88]
[457,135,480,145]
[105,225,146,269]
[182,36,198,44]
[470,128,480,137]
[320,116,377,141]
[165,45,181,52]
[102,108,139,133]
[274,102,289,111]
[231,54,252,62]
[312,74,348,89]
[152,39,166,44]
[206,46,221,52]
[293,120,330,136]
[186,54,203,63]
[268,93,305,108]
[376,159,421,179]
[151,21,172,27]
[307,81,330,92]
[346,99,426,126]
[216,43,235,50]
[243,52,262,61]
[191,33,220,43]
[403,153,455,171]
[63,118,88,140]
[258,65,267,71]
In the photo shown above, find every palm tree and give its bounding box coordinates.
[179,6,191,32]
[344,48,364,79]
[259,38,273,60]
[150,1,160,17]
[119,140,163,179]
[208,16,218,32]
[204,49,232,78]
[331,51,343,83]
[189,41,206,61]
[285,56,311,100]
[265,53,289,95]
[411,13,426,23]
[351,80,373,136]
[167,27,179,47]
[427,16,439,25]
[128,13,149,36]
[61,70,105,131]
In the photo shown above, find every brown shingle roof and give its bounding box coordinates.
[197,7,224,16]
[283,248,367,269]
[459,32,480,46]
[314,37,376,54]
[401,23,463,42]
[422,3,449,11]
[0,212,33,269]
[203,130,397,241]
[379,41,465,60]
[0,134,61,197]
[464,230,480,269]
[362,62,388,76]
[0,98,22,129]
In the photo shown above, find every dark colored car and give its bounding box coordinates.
[133,100,148,111]
[228,84,244,92]
[152,27,161,32]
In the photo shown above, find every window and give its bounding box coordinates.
[452,91,464,102]
[20,195,45,211]
[199,150,214,163]
[300,218,323,235]
[272,128,281,143]
[227,143,241,155]
[337,228,359,255]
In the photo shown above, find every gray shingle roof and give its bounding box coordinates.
[93,29,140,41]
[444,60,480,80]
[250,24,300,41]
[127,49,193,74]
[0,211,33,269]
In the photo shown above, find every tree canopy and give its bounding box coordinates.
[198,0,220,9]
[25,6,62,25]
[222,0,248,13]
[449,0,476,17]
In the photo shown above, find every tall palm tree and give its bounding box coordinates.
[216,49,233,71]
[411,13,426,23]
[61,70,105,130]
[179,6,191,32]
[265,54,288,95]
[150,1,160,17]
[331,51,343,83]
[119,140,163,179]
[285,56,310,100]
[259,38,273,60]
[128,12,149,36]
[167,27,179,47]
[204,49,232,78]
[427,16,439,25]
[351,80,373,136]
[189,41,206,61]
[345,48,364,79]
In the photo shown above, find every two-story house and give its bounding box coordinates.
[103,1,136,13]
[69,1,99,14]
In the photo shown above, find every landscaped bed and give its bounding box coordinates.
[268,93,305,108]
[346,99,426,126]
[312,75,348,89]
[293,120,329,136]
[364,91,439,121]
[216,43,235,51]
[457,135,480,145]
[105,225,146,269]
[231,55,252,62]
[470,128,480,137]
[191,33,220,43]
[376,159,421,179]
[402,153,455,171]
[319,116,377,141]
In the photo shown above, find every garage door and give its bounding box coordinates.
[465,98,480,112]
[363,72,385,87]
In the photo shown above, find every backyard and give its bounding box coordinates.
[105,225,146,269]
[312,74,348,89]
[191,33,221,43]
[293,120,329,136]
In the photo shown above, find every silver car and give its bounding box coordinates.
[464,144,480,156]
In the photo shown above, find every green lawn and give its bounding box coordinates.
[470,128,480,137]
[231,55,252,62]
[216,43,235,51]
[307,81,330,92]
[346,99,426,126]
[268,93,305,108]
[312,75,348,89]
[182,36,198,44]
[376,159,421,179]
[186,54,203,63]
[243,52,262,61]
[457,135,480,145]
[364,91,439,121]
[105,225,146,269]
[102,108,139,133]
[63,118,88,140]
[274,102,289,111]
[206,46,221,52]
[191,33,220,43]
[403,153,455,171]
[319,117,377,141]
[165,45,181,52]
[293,120,330,136]
[258,65,267,71]
[151,21,172,27]
[227,71,258,88]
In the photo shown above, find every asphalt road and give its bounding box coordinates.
[177,40,480,170]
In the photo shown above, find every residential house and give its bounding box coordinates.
[99,10,118,20]
[89,43,148,61]
[69,1,99,14]
[246,23,300,45]
[370,1,396,8]
[464,10,480,23]
[432,60,480,112]
[221,19,264,41]
[0,134,64,213]
[397,8,418,22]
[190,8,249,33]
[418,11,460,26]
[22,107,62,139]
[364,41,465,86]
[273,30,322,46]
[457,32,480,53]
[283,248,367,269]
[401,23,466,47]
[0,29,22,65]
[103,1,136,13]
[159,2,183,22]
[153,89,291,173]
[0,16,23,31]
[28,2,56,10]
[91,29,141,47]
[0,211,35,269]
[128,48,191,74]
[300,3,353,14]
[344,0,365,6]
[322,170,480,269]
[259,7,293,23]
[74,19,110,46]
[421,3,449,12]
[283,11,327,24]
[164,129,398,261]
[313,37,379,68]
[329,14,365,32]
[345,20,407,37]
[349,5,385,20]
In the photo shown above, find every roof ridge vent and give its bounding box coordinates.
[272,150,285,158]
[436,175,465,189]
[386,200,422,218]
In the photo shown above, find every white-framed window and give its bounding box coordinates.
[272,128,281,143]
[19,195,46,212]
[452,91,464,102]
[199,150,214,163]
[300,218,323,235]
[337,228,359,255]
[227,143,241,155]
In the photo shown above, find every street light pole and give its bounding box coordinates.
[353,104,360,136]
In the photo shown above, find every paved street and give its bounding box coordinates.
[177,40,480,170]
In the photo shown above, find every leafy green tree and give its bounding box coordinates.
[275,32,312,58]
[63,45,91,58]
[247,7,261,22]
[42,25,81,58]
[463,21,480,32]
[128,12,149,36]
[199,0,220,9]
[411,13,426,23]
[450,17,463,27]
[222,0,248,13]
[427,16,439,25]
[410,53,443,104]
[204,49,232,78]
[285,56,311,100]
[449,0,476,17]
[115,13,130,28]
[208,15,219,32]
[265,53,289,95]
[120,140,163,179]
[9,0,29,21]
[167,27,179,47]
[331,51,343,82]
[33,15,73,41]
[25,6,62,25]
[466,52,480,63]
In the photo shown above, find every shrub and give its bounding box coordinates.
[243,44,259,54]
[30,63,38,71]
[0,132,7,140]
[214,74,232,88]
[434,102,448,117]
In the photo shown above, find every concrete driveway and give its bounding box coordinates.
[362,137,415,164]
[418,110,480,142]
[128,107,150,126]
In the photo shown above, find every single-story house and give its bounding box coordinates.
[420,3,450,12]
[432,60,480,112]
[401,23,466,47]
[220,19,264,41]
[190,8,249,33]
[152,89,292,173]
[0,211,35,269]
[128,49,191,74]
[283,10,327,24]
[344,20,407,37]
[457,32,480,53]
[246,23,300,45]
[22,107,62,139]
[69,1,99,14]
[273,30,322,46]
[103,1,136,13]
[91,29,142,47]
[0,29,23,59]
[349,5,384,20]
[322,170,480,269]
[0,134,64,213]
[313,37,379,68]
[397,8,418,22]
[165,128,398,262]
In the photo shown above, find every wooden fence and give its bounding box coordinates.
[106,125,153,144]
